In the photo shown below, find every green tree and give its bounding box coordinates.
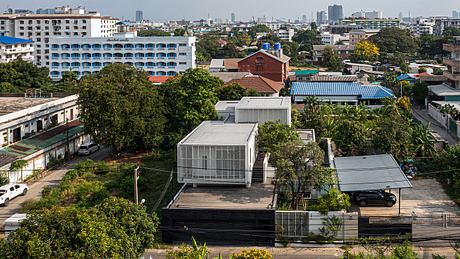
[10,160,28,182]
[174,28,186,36]
[249,24,272,39]
[138,29,171,36]
[271,141,335,210]
[0,82,20,92]
[78,63,165,154]
[166,237,209,259]
[196,35,221,61]
[323,46,343,71]
[1,197,159,258]
[369,28,418,64]
[412,82,428,107]
[292,26,320,52]
[159,68,221,145]
[313,188,351,214]
[48,71,79,93]
[257,121,300,153]
[0,59,50,92]
[217,83,260,100]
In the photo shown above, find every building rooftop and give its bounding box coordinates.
[429,84,460,96]
[0,97,59,116]
[334,154,412,192]
[310,75,358,82]
[236,97,291,110]
[239,50,290,64]
[290,82,394,100]
[0,36,33,45]
[294,70,319,76]
[211,72,253,83]
[215,100,239,113]
[179,121,257,146]
[169,183,275,209]
[227,75,284,94]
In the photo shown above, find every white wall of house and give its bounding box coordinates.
[0,95,79,147]
[428,103,448,128]
[1,132,89,183]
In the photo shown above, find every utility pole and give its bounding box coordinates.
[134,165,140,205]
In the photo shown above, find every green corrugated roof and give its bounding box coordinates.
[295,70,319,76]
[0,125,85,167]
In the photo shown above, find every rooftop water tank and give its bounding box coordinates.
[274,42,282,50]
[262,42,270,51]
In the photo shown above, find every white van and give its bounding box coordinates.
[77,142,100,156]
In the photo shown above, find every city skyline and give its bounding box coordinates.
[0,0,459,22]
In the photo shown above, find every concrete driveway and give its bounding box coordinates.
[0,147,111,229]
[359,178,460,217]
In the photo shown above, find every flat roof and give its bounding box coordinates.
[429,84,460,97]
[236,97,291,110]
[0,97,59,116]
[169,183,274,209]
[179,121,257,146]
[334,154,412,192]
[215,100,239,113]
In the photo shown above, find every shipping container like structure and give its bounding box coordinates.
[177,121,258,187]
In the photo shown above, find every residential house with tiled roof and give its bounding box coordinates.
[226,75,284,97]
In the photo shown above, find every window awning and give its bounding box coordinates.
[334,154,413,192]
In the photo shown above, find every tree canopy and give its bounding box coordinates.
[257,121,300,153]
[0,59,50,92]
[159,68,221,145]
[0,197,159,258]
[217,83,260,101]
[138,29,171,37]
[352,40,379,62]
[369,28,418,64]
[292,27,320,52]
[78,63,165,154]
[322,46,343,71]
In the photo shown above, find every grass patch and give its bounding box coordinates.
[22,151,179,217]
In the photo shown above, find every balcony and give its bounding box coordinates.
[444,70,460,81]
[443,44,460,53]
[443,59,460,69]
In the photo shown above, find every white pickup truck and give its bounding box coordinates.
[0,183,28,207]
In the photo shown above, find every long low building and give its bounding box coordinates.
[0,95,79,147]
[48,33,196,79]
[290,82,394,106]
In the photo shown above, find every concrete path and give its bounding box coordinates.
[412,108,458,145]
[0,147,111,228]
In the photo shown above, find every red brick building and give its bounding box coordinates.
[237,50,290,82]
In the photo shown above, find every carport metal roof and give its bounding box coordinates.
[334,154,413,192]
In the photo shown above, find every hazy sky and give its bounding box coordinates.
[1,0,459,21]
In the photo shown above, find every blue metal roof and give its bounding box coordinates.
[290,82,395,100]
[0,36,33,45]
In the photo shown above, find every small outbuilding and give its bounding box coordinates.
[235,97,291,125]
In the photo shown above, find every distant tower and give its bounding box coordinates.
[135,10,143,22]
[328,4,343,23]
[453,10,459,19]
[231,12,236,23]
[316,11,327,25]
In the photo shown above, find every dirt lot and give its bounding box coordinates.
[359,178,460,217]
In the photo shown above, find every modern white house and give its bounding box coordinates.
[177,121,258,187]
[48,33,196,79]
[0,36,34,63]
[0,95,79,147]
[0,9,118,66]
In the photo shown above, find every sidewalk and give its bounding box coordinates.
[412,108,458,145]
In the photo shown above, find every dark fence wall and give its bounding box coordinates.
[161,208,276,246]
[358,216,412,239]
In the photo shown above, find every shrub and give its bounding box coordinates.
[165,237,208,259]
[0,173,8,185]
[231,249,273,259]
[311,188,351,214]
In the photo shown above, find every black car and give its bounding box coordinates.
[353,190,397,207]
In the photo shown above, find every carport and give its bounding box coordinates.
[334,154,413,215]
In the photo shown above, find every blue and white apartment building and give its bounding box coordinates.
[48,32,196,79]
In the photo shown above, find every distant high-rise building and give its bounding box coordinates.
[231,12,236,23]
[316,11,328,25]
[136,10,143,22]
[302,15,307,23]
[453,10,460,19]
[328,4,343,23]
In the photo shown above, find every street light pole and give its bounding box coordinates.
[134,165,140,205]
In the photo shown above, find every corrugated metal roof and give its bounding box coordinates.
[290,82,394,100]
[0,36,33,45]
[334,154,413,192]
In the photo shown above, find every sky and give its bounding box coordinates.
[1,0,459,22]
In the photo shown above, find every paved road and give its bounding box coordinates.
[412,108,457,145]
[0,147,111,228]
